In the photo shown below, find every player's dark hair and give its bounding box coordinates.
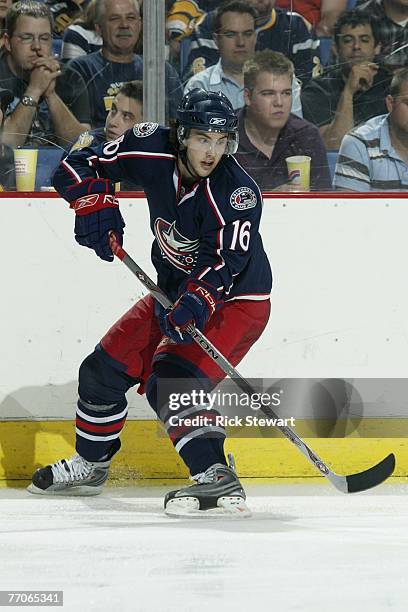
[118,80,143,106]
[6,0,53,37]
[243,49,294,92]
[213,0,257,33]
[334,10,380,47]
[389,67,408,98]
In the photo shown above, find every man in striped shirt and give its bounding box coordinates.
[333,67,408,191]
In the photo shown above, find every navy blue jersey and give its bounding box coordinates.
[53,124,272,303]
[69,128,141,191]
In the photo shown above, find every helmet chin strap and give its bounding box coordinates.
[179,147,201,182]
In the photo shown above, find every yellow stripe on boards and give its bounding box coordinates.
[0,420,406,482]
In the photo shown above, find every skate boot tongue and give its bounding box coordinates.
[193,453,238,484]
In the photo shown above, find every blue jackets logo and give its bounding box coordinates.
[230,187,257,210]
[133,122,159,137]
[154,218,200,272]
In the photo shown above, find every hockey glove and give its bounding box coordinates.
[70,192,125,262]
[161,282,218,344]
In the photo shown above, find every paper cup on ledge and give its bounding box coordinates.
[13,148,38,191]
[285,155,311,190]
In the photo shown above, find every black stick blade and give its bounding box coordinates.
[345,453,396,493]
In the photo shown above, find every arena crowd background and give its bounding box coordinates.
[0,0,406,193]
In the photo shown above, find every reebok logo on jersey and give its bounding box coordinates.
[133,122,159,137]
[230,187,257,211]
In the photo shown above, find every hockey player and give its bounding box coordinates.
[27,88,272,516]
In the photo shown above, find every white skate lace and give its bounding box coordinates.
[191,465,217,484]
[191,454,237,484]
[50,455,93,484]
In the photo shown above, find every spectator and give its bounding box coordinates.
[184,2,257,110]
[276,0,348,36]
[61,0,102,62]
[61,0,143,63]
[356,0,408,70]
[66,0,183,128]
[184,1,303,115]
[166,1,208,75]
[333,67,408,191]
[70,80,143,189]
[235,49,331,191]
[45,0,92,38]
[166,0,205,55]
[182,0,320,85]
[0,0,12,43]
[0,85,14,189]
[0,1,91,149]
[301,10,392,150]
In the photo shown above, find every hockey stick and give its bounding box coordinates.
[109,233,395,493]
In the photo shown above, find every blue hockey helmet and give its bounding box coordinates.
[176,88,239,155]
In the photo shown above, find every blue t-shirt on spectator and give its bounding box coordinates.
[67,51,184,128]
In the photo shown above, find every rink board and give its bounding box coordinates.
[1,193,408,480]
[0,420,404,482]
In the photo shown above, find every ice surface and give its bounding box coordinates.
[0,481,407,612]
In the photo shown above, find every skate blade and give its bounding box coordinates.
[165,495,251,518]
[27,483,103,497]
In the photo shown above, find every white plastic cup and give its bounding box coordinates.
[13,148,38,191]
[285,155,311,190]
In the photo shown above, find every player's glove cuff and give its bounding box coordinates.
[161,281,220,344]
[70,193,119,217]
[184,281,218,318]
[66,177,115,202]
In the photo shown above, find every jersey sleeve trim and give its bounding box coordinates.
[203,180,226,273]
[204,178,226,225]
[225,293,271,302]
[61,159,82,183]
[98,151,177,164]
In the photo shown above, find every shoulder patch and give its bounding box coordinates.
[230,187,257,210]
[70,131,95,152]
[133,122,159,138]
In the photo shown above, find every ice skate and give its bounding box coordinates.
[27,453,112,496]
[164,454,251,518]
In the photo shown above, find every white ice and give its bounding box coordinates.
[0,481,407,612]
